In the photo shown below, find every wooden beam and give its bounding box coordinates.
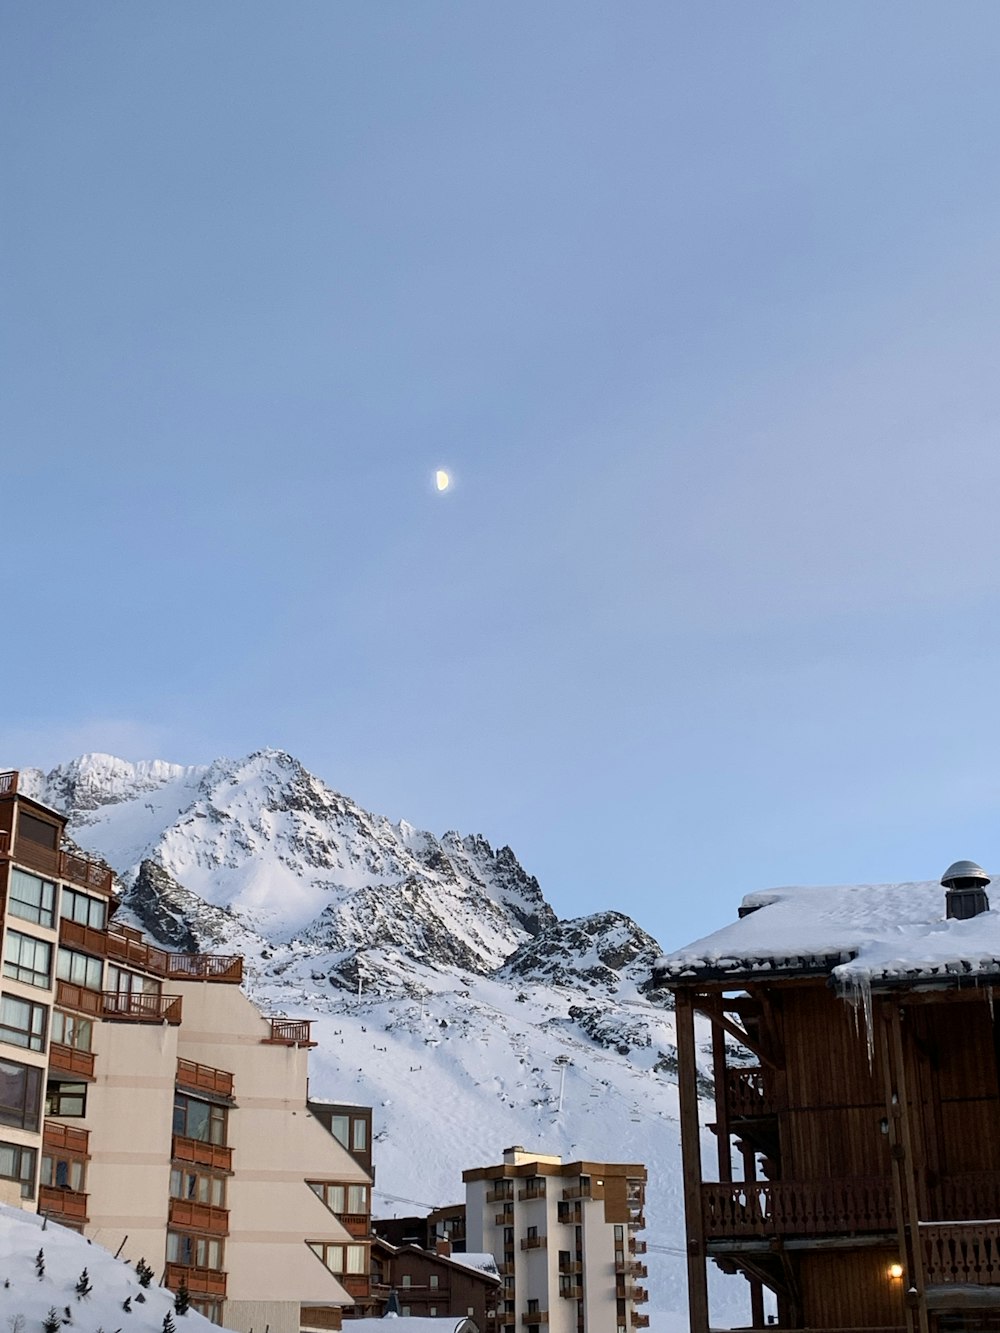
[676,989,711,1333]
[695,997,780,1070]
[712,1021,732,1183]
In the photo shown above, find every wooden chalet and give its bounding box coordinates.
[654,860,1000,1333]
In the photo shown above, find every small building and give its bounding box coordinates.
[655,860,1000,1333]
[463,1146,648,1333]
[364,1234,499,1329]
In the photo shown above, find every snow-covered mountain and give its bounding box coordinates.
[17,751,748,1331]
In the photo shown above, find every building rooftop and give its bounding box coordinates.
[655,876,1000,989]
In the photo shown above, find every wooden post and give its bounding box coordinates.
[712,1019,732,1183]
[676,988,710,1333]
[890,1003,930,1333]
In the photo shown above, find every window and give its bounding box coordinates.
[107,965,160,997]
[0,1140,36,1199]
[167,1232,224,1271]
[0,994,48,1052]
[0,1058,42,1130]
[4,932,52,988]
[173,1093,227,1145]
[40,1152,85,1192]
[18,813,58,848]
[307,1242,366,1274]
[352,1117,367,1151]
[429,1274,439,1289]
[9,870,56,928]
[170,1168,225,1208]
[46,1081,86,1117]
[428,1309,437,1318]
[528,1299,540,1313]
[60,888,106,931]
[51,1011,92,1052]
[329,1114,350,1147]
[56,948,102,991]
[307,1180,369,1214]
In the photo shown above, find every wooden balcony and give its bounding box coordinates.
[106,927,168,973]
[164,1263,227,1299]
[520,1236,546,1251]
[43,1122,89,1156]
[558,1259,582,1275]
[49,1042,96,1080]
[38,1185,88,1225]
[932,1171,1000,1222]
[559,1285,583,1299]
[521,1314,548,1325]
[922,1222,1000,1286]
[172,1134,233,1173]
[496,1207,514,1224]
[176,1058,234,1100]
[487,1185,515,1203]
[0,770,17,796]
[59,917,109,957]
[629,1238,647,1255]
[561,1183,592,1200]
[726,1065,779,1118]
[631,1317,650,1329]
[338,1274,370,1300]
[1,815,115,896]
[519,1184,546,1200]
[55,980,103,1016]
[262,1018,317,1047]
[616,1258,648,1278]
[166,953,243,984]
[336,1213,370,1238]
[558,1204,582,1225]
[102,991,183,1024]
[701,1178,895,1240]
[168,1197,230,1236]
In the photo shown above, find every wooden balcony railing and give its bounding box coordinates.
[43,1122,89,1156]
[629,1238,647,1255]
[487,1185,515,1203]
[559,1285,583,1300]
[932,1173,1000,1223]
[55,980,103,1016]
[558,1260,582,1275]
[0,770,17,796]
[701,1179,895,1239]
[632,1317,650,1330]
[49,1043,96,1080]
[102,991,182,1024]
[561,1184,592,1200]
[336,1213,370,1238]
[164,1263,227,1299]
[176,1058,234,1100]
[519,1185,546,1200]
[338,1274,370,1300]
[4,826,114,896]
[38,1185,88,1225]
[496,1207,515,1224]
[520,1236,546,1251]
[922,1222,1000,1285]
[726,1065,779,1118]
[168,1197,230,1236]
[521,1314,548,1325]
[106,928,167,973]
[166,953,243,983]
[263,1018,317,1047]
[59,918,109,957]
[172,1134,233,1174]
[558,1204,582,1225]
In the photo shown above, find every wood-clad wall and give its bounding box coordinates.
[798,1248,904,1329]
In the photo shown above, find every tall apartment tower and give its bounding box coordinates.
[463,1147,649,1333]
[0,771,373,1332]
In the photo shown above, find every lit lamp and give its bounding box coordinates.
[888,1263,904,1280]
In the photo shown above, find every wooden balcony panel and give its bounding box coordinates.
[60,850,114,896]
[726,1066,778,1118]
[519,1236,546,1251]
[164,1263,227,1299]
[43,1122,90,1156]
[701,1179,895,1241]
[38,1185,88,1224]
[496,1208,514,1225]
[172,1134,233,1174]
[336,1213,369,1238]
[558,1205,582,1225]
[106,930,168,974]
[630,1286,648,1303]
[167,954,243,984]
[59,918,109,958]
[338,1274,370,1299]
[561,1185,591,1201]
[933,1173,1000,1223]
[262,1018,317,1047]
[168,1197,230,1236]
[519,1186,546,1201]
[922,1222,1000,1285]
[55,979,103,1017]
[0,770,17,796]
[49,1043,96,1080]
[487,1186,515,1203]
[631,1317,650,1329]
[102,991,182,1025]
[629,1239,647,1255]
[559,1286,583,1300]
[521,1313,548,1325]
[557,1260,582,1276]
[176,1058,234,1100]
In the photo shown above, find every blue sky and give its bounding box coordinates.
[4,3,1000,951]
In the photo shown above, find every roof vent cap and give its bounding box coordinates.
[941,860,990,889]
[942,860,991,921]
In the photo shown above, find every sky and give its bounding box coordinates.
[4,3,1000,953]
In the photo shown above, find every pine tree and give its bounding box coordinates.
[74,1271,91,1300]
[42,1310,59,1333]
[162,1313,175,1333]
[35,1251,45,1281]
[173,1283,189,1317]
[134,1260,153,1290]
[121,1300,131,1314]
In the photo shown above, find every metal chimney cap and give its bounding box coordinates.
[941,860,991,889]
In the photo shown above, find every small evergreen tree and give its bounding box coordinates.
[35,1251,45,1281]
[162,1313,176,1333]
[134,1260,153,1290]
[173,1283,189,1317]
[134,1295,145,1306]
[121,1300,131,1314]
[42,1310,59,1333]
[74,1271,91,1300]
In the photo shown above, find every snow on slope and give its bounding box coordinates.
[0,1206,221,1333]
[17,752,752,1330]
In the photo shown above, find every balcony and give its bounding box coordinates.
[922,1222,1000,1286]
[262,1018,317,1047]
[164,1263,227,1299]
[338,1274,370,1300]
[629,1238,647,1255]
[3,838,114,899]
[701,1179,895,1240]
[38,1185,88,1226]
[59,918,109,957]
[559,1285,583,1300]
[558,1260,582,1276]
[558,1203,582,1225]
[726,1065,779,1118]
[55,980,103,1016]
[176,1058,234,1100]
[561,1183,592,1200]
[336,1213,370,1238]
[496,1207,514,1224]
[487,1185,515,1203]
[166,953,243,984]
[49,1042,96,1080]
[168,1198,230,1236]
[632,1317,650,1329]
[520,1236,546,1251]
[102,991,183,1024]
[43,1122,89,1156]
[519,1184,546,1201]
[521,1314,548,1326]
[172,1134,233,1174]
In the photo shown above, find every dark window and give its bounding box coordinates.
[0,1139,37,1198]
[18,813,58,849]
[352,1117,367,1151]
[46,1081,87,1117]
[60,888,107,931]
[0,1058,42,1130]
[0,994,48,1051]
[40,1152,85,1192]
[9,870,56,928]
[173,1093,227,1145]
[3,932,52,988]
[167,1232,224,1271]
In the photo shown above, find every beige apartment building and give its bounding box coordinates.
[463,1148,649,1333]
[0,771,373,1332]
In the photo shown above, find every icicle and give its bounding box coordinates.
[987,986,995,1023]
[843,973,876,1072]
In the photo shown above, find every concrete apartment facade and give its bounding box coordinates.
[0,771,373,1333]
[463,1148,649,1333]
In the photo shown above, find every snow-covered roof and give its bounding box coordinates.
[447,1251,500,1278]
[344,1319,474,1331]
[656,879,1000,988]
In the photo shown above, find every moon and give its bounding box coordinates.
[435,470,451,492]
